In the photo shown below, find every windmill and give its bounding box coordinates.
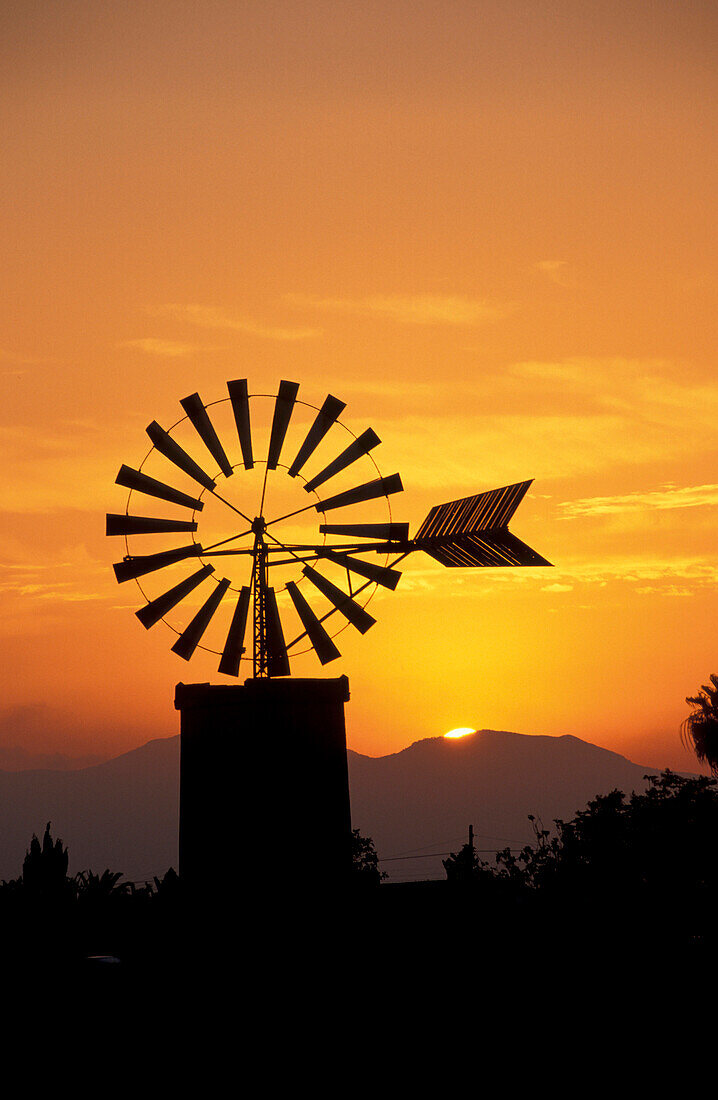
[107,379,550,678]
[106,379,551,894]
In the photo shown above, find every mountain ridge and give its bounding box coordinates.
[0,729,690,883]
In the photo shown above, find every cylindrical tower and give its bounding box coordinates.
[176,676,352,900]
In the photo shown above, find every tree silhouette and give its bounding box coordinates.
[351,828,385,884]
[443,836,489,883]
[22,822,71,901]
[490,769,718,941]
[681,673,718,775]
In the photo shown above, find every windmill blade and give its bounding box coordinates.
[286,581,341,665]
[180,392,233,478]
[420,530,552,568]
[415,481,533,540]
[218,586,251,677]
[316,473,403,513]
[115,465,205,512]
[264,586,290,676]
[227,379,254,470]
[288,393,346,477]
[319,522,409,542]
[267,380,300,470]
[171,578,231,661]
[317,550,402,591]
[113,544,203,584]
[302,566,376,634]
[135,565,214,628]
[146,421,216,491]
[106,514,198,537]
[303,429,381,494]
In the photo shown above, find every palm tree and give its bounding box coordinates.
[681,674,718,775]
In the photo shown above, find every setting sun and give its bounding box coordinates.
[444,728,475,740]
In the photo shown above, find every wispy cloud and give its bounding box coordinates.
[0,542,111,610]
[147,304,320,341]
[425,559,718,607]
[118,338,223,358]
[287,293,509,326]
[559,484,718,518]
[0,422,130,512]
[534,555,718,590]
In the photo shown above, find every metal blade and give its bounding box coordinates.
[317,550,402,590]
[316,473,403,513]
[303,429,381,493]
[146,421,216,491]
[135,565,214,628]
[180,393,233,477]
[218,587,251,677]
[286,581,341,665]
[287,393,346,477]
[113,544,203,584]
[267,380,300,470]
[264,586,290,676]
[171,577,231,661]
[319,522,409,541]
[302,566,376,633]
[106,514,198,536]
[227,379,254,470]
[115,465,204,511]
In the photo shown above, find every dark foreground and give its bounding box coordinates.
[3,877,713,987]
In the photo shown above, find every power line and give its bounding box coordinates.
[379,833,525,861]
[379,849,521,864]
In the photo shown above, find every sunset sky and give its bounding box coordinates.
[1,1,717,772]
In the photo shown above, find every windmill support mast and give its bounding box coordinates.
[251,522,268,678]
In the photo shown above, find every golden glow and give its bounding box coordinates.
[1,4,716,774]
[444,728,476,740]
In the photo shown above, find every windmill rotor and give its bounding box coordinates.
[107,379,551,677]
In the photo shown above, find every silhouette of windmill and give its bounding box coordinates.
[108,379,549,677]
[106,380,550,895]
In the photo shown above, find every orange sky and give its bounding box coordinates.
[1,1,717,771]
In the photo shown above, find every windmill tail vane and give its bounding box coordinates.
[106,379,551,678]
[412,480,553,568]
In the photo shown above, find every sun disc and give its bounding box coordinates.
[444,727,475,739]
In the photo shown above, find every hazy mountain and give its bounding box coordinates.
[348,730,668,882]
[0,729,675,884]
[0,737,180,883]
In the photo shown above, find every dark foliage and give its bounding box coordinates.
[351,828,386,884]
[22,822,71,900]
[682,673,718,775]
[443,839,490,883]
[0,823,181,971]
[442,770,718,949]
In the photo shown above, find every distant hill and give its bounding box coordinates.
[0,729,677,883]
[0,737,180,883]
[348,730,668,882]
